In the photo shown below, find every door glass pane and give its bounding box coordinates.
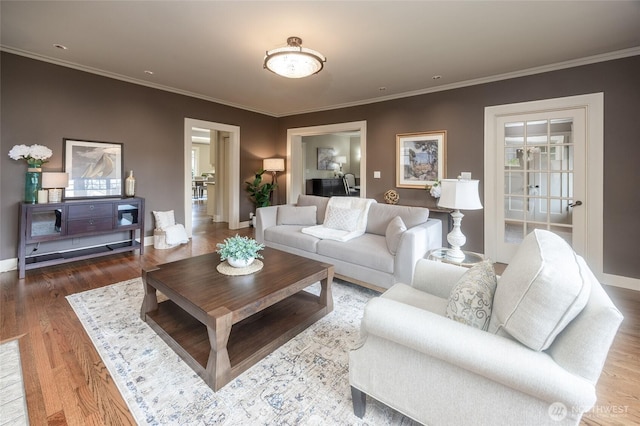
[504,171,525,195]
[504,121,524,145]
[550,200,572,225]
[504,196,524,220]
[550,173,573,197]
[526,197,547,222]
[505,221,524,244]
[504,147,521,168]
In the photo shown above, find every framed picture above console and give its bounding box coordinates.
[396,130,446,189]
[63,138,123,199]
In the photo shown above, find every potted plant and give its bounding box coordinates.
[216,234,265,268]
[245,169,276,208]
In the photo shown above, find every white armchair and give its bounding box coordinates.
[349,230,623,426]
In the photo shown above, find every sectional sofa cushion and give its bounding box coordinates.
[297,194,330,224]
[366,203,430,235]
[385,216,407,255]
[264,225,319,253]
[488,229,591,351]
[317,234,394,274]
[277,205,317,226]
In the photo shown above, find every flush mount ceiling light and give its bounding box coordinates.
[263,36,326,79]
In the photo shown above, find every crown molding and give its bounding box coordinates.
[0,46,278,117]
[281,47,640,117]
[3,45,639,118]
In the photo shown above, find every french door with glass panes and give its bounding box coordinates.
[496,108,586,262]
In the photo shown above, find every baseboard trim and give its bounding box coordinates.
[602,273,640,291]
[0,258,17,273]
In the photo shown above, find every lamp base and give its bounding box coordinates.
[446,209,467,263]
[48,188,63,203]
[445,247,466,263]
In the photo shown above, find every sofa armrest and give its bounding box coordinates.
[394,219,442,284]
[360,297,596,408]
[411,258,468,298]
[255,206,278,244]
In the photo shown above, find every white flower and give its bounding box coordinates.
[8,144,31,160]
[430,184,441,198]
[7,144,53,163]
[29,144,53,160]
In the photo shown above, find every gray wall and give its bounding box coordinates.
[1,53,278,260]
[2,52,639,280]
[278,55,640,279]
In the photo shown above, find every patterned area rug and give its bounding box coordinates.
[67,278,417,425]
[0,339,29,425]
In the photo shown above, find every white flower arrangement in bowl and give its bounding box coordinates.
[216,234,265,268]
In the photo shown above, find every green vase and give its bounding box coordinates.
[25,167,42,204]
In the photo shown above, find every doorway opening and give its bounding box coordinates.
[184,118,240,235]
[287,121,367,203]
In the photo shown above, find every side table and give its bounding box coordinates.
[427,247,485,267]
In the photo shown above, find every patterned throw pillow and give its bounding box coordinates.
[152,210,175,230]
[445,260,497,330]
[323,206,360,231]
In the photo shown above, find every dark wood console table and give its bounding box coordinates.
[17,197,145,279]
[308,178,348,196]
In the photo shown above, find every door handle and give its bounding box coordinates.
[568,201,583,208]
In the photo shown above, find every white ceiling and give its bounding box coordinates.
[2,1,640,117]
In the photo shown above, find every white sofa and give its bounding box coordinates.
[255,195,442,290]
[349,229,623,425]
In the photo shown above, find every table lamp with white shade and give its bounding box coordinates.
[437,177,483,262]
[42,172,69,203]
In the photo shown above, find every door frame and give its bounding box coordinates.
[184,118,240,234]
[484,93,604,280]
[287,121,367,204]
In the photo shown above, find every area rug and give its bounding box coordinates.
[66,278,417,425]
[0,339,29,426]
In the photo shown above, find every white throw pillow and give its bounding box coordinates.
[488,229,591,351]
[277,205,317,226]
[445,260,497,330]
[385,216,407,255]
[323,206,360,232]
[153,210,175,230]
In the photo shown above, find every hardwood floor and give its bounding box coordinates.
[1,203,638,425]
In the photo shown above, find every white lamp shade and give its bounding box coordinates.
[334,156,347,164]
[263,158,285,172]
[438,179,483,210]
[42,172,69,189]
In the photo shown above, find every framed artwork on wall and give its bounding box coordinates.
[396,130,447,188]
[63,138,124,199]
[317,147,334,170]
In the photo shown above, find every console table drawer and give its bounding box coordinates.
[68,203,112,219]
[67,217,113,234]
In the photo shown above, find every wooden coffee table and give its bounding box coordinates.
[140,247,334,391]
